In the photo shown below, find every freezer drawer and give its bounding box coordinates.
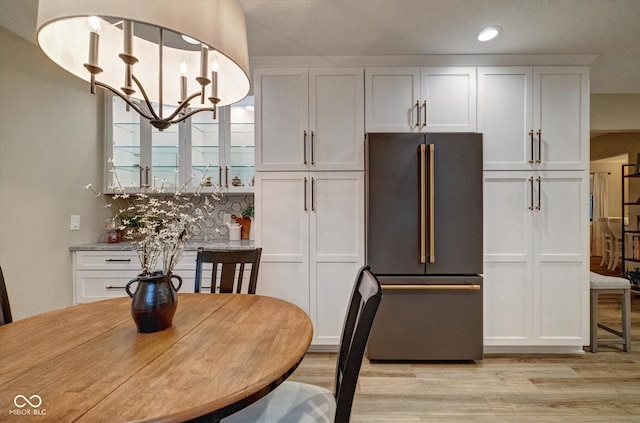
[367,276,483,361]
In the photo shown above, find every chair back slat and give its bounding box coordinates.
[194,248,262,294]
[1,266,13,326]
[333,266,382,423]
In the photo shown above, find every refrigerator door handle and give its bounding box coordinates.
[427,144,435,263]
[419,145,426,263]
[419,144,436,264]
[381,284,482,291]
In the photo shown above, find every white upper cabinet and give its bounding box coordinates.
[365,67,476,133]
[478,66,589,171]
[255,68,364,171]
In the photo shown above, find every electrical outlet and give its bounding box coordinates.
[70,215,80,231]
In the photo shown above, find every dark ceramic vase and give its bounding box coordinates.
[125,271,182,333]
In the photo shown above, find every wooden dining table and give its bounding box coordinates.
[0,293,313,422]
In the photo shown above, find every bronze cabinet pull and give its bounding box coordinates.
[311,177,315,211]
[536,177,542,210]
[422,100,427,127]
[303,130,308,165]
[536,130,542,163]
[303,177,308,211]
[529,177,534,210]
[225,166,229,188]
[105,258,132,262]
[311,131,315,165]
[414,101,420,127]
[528,130,534,164]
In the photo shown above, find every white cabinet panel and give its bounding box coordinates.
[365,67,420,132]
[255,69,309,170]
[478,67,533,169]
[255,172,365,346]
[534,67,589,170]
[478,66,588,171]
[421,67,476,132]
[483,170,589,347]
[365,67,476,133]
[310,69,365,170]
[255,68,364,171]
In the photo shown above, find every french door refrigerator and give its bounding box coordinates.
[365,132,483,360]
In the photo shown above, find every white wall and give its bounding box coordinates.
[0,27,109,319]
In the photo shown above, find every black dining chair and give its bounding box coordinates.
[194,248,262,294]
[1,266,13,326]
[222,266,383,423]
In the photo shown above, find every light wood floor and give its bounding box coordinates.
[289,263,640,421]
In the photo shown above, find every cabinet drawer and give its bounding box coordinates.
[74,251,140,271]
[75,271,195,303]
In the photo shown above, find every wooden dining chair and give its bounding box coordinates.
[221,266,383,423]
[1,266,13,326]
[194,248,262,294]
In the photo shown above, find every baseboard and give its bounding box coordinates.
[483,345,586,354]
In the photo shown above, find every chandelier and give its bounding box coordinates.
[36,0,251,130]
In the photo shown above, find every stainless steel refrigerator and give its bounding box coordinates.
[365,132,483,361]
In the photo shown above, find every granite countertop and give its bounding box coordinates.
[69,240,255,251]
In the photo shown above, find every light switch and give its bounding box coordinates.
[70,215,80,231]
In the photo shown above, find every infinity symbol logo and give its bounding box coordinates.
[14,395,42,408]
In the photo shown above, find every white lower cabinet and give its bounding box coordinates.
[72,251,197,303]
[483,170,589,349]
[254,171,365,347]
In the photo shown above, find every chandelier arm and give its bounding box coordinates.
[172,106,216,123]
[131,75,162,121]
[163,92,206,122]
[94,81,152,119]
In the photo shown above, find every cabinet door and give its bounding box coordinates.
[254,173,310,312]
[309,68,365,171]
[534,171,589,345]
[365,67,421,132]
[106,95,143,190]
[255,69,309,171]
[478,67,533,170]
[420,67,477,132]
[534,67,589,170]
[483,171,535,345]
[309,172,365,345]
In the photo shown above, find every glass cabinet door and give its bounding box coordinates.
[228,96,255,191]
[189,110,221,190]
[149,103,180,191]
[109,96,141,190]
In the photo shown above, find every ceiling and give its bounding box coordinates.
[1,0,639,94]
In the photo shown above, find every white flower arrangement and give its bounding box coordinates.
[86,159,220,275]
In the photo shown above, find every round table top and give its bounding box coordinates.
[0,293,313,422]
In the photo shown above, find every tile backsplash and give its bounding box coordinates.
[191,193,254,241]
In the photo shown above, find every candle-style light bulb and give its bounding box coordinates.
[210,53,219,100]
[180,59,188,103]
[84,15,103,93]
[88,16,101,33]
[87,16,101,67]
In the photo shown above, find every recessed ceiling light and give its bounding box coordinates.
[477,26,502,42]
